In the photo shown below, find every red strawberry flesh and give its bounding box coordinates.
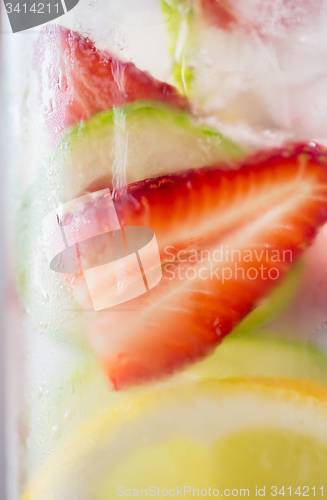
[35,25,189,133]
[63,143,327,389]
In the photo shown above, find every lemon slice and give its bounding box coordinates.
[26,329,327,478]
[23,378,327,499]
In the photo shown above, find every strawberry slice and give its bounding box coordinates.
[81,143,327,389]
[34,25,189,134]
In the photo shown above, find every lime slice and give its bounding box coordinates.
[187,330,327,383]
[229,260,303,336]
[23,378,327,499]
[51,100,242,201]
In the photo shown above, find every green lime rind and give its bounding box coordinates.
[162,1,195,93]
[187,329,327,384]
[16,100,243,345]
[162,0,183,56]
[162,0,197,94]
[231,260,304,337]
[38,100,244,207]
[161,0,193,55]
[64,100,243,162]
[172,60,194,95]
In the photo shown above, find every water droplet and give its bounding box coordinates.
[64,409,71,421]
[57,73,68,93]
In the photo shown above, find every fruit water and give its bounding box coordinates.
[3,1,327,499]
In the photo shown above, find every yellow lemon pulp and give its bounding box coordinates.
[98,430,327,499]
[22,378,327,500]
[25,328,327,481]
